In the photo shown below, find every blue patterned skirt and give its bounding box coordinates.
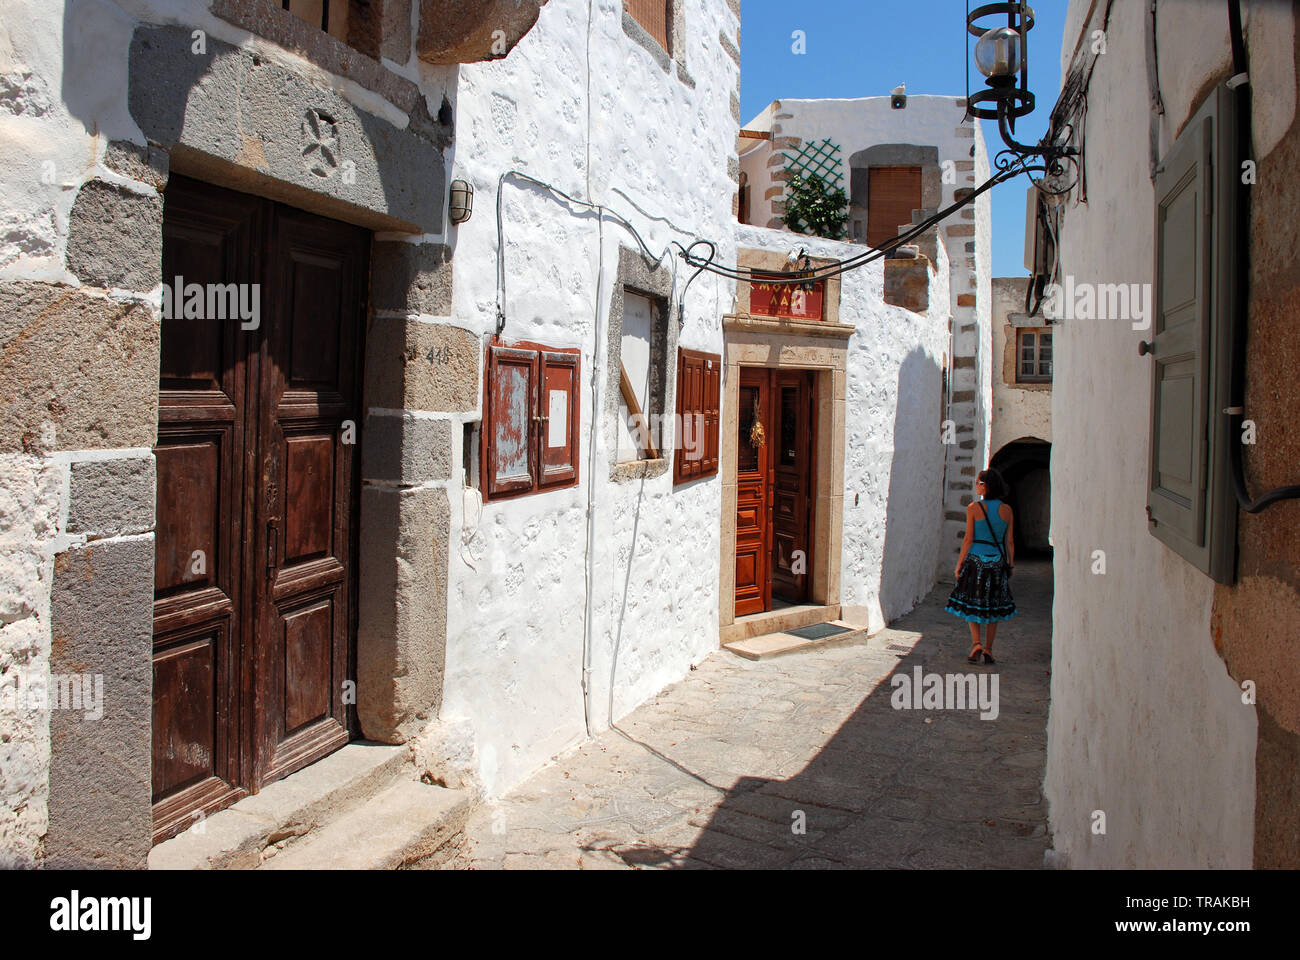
[945,554,1017,623]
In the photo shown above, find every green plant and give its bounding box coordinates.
[782,173,849,240]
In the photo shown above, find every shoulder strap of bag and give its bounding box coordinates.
[976,500,1008,565]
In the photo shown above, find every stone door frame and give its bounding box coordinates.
[718,248,853,640]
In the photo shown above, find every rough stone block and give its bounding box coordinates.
[365,318,479,413]
[67,456,156,537]
[210,0,424,113]
[46,536,154,868]
[357,484,449,742]
[129,25,446,233]
[104,139,170,189]
[946,224,975,238]
[883,258,930,314]
[380,0,414,63]
[417,0,544,64]
[361,414,452,484]
[371,241,453,315]
[65,180,162,291]
[957,293,976,307]
[0,282,159,454]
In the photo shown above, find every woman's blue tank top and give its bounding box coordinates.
[970,498,1009,560]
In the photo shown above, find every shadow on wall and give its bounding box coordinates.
[878,346,943,621]
[990,439,1051,557]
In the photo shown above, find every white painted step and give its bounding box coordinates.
[260,779,472,870]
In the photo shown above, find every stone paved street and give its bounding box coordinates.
[451,560,1053,869]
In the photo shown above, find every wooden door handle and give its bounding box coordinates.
[266,518,278,574]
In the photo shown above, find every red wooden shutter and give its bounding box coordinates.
[867,166,923,249]
[539,349,580,489]
[485,345,538,500]
[626,0,670,52]
[674,348,720,485]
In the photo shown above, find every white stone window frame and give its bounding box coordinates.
[606,248,678,482]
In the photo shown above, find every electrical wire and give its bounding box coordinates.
[495,169,678,336]
[677,153,1037,287]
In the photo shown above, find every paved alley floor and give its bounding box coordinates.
[450,560,1054,869]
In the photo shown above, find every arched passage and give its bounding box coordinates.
[990,438,1052,557]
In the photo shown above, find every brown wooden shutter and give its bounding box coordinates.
[539,349,580,489]
[626,0,670,53]
[485,345,538,500]
[867,166,922,249]
[674,348,720,485]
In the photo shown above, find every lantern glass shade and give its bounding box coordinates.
[975,26,1023,79]
[449,179,474,224]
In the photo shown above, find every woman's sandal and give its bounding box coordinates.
[982,651,996,665]
[967,645,983,664]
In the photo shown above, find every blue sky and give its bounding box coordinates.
[738,0,1071,277]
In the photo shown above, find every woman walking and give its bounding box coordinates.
[946,468,1016,663]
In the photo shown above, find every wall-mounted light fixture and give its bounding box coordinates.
[449,179,474,224]
[966,2,1076,165]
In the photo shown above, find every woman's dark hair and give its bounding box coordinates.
[977,468,1008,501]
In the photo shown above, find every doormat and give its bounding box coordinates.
[785,622,854,641]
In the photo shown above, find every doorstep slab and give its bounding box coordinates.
[260,780,472,870]
[148,741,409,870]
[724,620,869,660]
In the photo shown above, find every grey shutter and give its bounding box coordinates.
[1148,111,1210,546]
[1147,86,1238,582]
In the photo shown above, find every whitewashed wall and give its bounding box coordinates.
[440,0,739,796]
[1043,0,1277,868]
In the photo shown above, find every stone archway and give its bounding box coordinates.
[990,438,1052,556]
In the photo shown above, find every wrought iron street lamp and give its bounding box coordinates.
[966,2,1077,166]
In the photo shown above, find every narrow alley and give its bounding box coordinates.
[452,560,1053,869]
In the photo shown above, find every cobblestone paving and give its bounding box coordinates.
[450,560,1053,869]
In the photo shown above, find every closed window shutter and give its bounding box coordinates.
[484,342,581,500]
[674,348,720,484]
[867,166,922,249]
[1148,112,1210,548]
[539,349,580,489]
[626,0,670,52]
[485,345,539,500]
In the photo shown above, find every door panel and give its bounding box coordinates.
[254,205,366,786]
[152,177,366,843]
[772,371,814,603]
[734,371,770,617]
[732,368,818,619]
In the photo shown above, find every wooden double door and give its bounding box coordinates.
[734,368,817,617]
[151,176,368,843]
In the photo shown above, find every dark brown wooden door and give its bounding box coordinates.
[152,176,367,843]
[771,371,815,604]
[735,368,771,617]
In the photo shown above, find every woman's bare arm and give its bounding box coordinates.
[955,502,977,577]
[1001,503,1015,567]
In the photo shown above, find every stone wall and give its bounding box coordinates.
[0,0,479,864]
